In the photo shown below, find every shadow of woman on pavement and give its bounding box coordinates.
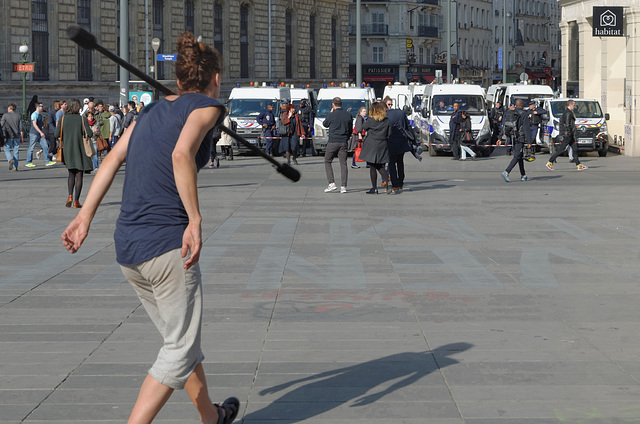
[242,342,473,423]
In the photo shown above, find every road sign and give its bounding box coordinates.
[152,38,161,52]
[13,63,35,72]
[157,54,177,61]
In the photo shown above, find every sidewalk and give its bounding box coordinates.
[1,148,640,423]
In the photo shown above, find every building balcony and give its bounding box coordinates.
[417,25,439,38]
[349,24,389,36]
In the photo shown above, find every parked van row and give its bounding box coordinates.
[224,80,611,159]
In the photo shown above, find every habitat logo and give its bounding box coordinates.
[593,6,623,37]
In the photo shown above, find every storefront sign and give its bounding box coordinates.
[593,7,624,37]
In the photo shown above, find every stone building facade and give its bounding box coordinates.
[348,0,442,97]
[0,0,350,111]
[560,0,640,157]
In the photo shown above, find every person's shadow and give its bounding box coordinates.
[242,342,473,422]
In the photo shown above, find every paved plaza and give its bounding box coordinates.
[1,145,640,423]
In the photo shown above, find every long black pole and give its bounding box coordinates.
[66,24,300,182]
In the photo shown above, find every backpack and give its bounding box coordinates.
[503,109,523,138]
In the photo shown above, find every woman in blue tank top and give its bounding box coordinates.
[61,33,239,424]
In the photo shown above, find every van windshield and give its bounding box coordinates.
[431,95,485,115]
[509,93,553,106]
[550,100,603,119]
[316,99,369,119]
[228,99,276,117]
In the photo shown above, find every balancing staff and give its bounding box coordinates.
[61,32,239,424]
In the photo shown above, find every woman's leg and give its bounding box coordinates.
[369,164,378,188]
[67,170,77,196]
[184,363,220,424]
[127,375,174,424]
[74,171,84,201]
[378,164,389,184]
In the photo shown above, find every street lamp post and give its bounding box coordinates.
[503,0,507,83]
[19,43,29,122]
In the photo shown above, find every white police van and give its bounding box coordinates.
[382,82,426,131]
[227,84,290,152]
[535,97,610,156]
[418,83,492,156]
[486,82,554,109]
[313,84,376,156]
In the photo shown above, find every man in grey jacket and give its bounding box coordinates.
[322,97,353,193]
[1,103,23,171]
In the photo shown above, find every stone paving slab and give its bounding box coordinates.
[1,145,640,423]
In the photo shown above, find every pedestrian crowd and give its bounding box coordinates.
[1,95,146,207]
[319,95,418,194]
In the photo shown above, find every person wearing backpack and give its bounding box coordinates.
[501,99,532,182]
[500,104,518,155]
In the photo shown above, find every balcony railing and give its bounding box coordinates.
[349,24,388,36]
[417,25,439,38]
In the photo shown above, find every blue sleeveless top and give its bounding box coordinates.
[114,93,224,266]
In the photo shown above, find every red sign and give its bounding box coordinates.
[13,63,35,72]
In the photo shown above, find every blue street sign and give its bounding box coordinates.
[157,54,177,61]
[498,47,503,70]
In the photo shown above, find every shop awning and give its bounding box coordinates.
[526,72,551,80]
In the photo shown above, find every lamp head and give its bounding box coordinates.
[19,44,29,54]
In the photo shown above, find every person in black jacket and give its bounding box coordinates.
[297,99,312,157]
[384,97,414,192]
[489,101,503,145]
[448,102,462,160]
[322,97,352,193]
[546,99,587,171]
[501,99,532,182]
[500,104,518,155]
[361,101,391,194]
[457,111,477,160]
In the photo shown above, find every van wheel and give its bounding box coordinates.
[311,148,318,156]
[428,146,438,157]
[598,149,608,157]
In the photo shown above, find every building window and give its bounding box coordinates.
[32,0,49,81]
[372,46,384,63]
[185,0,195,33]
[310,15,316,79]
[371,12,384,34]
[240,5,249,78]
[78,0,92,81]
[153,0,164,79]
[285,11,292,79]
[331,17,337,79]
[214,3,223,57]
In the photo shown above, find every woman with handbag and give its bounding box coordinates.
[351,107,367,169]
[86,111,101,171]
[458,110,477,161]
[54,98,94,208]
[279,103,301,165]
[360,102,391,194]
